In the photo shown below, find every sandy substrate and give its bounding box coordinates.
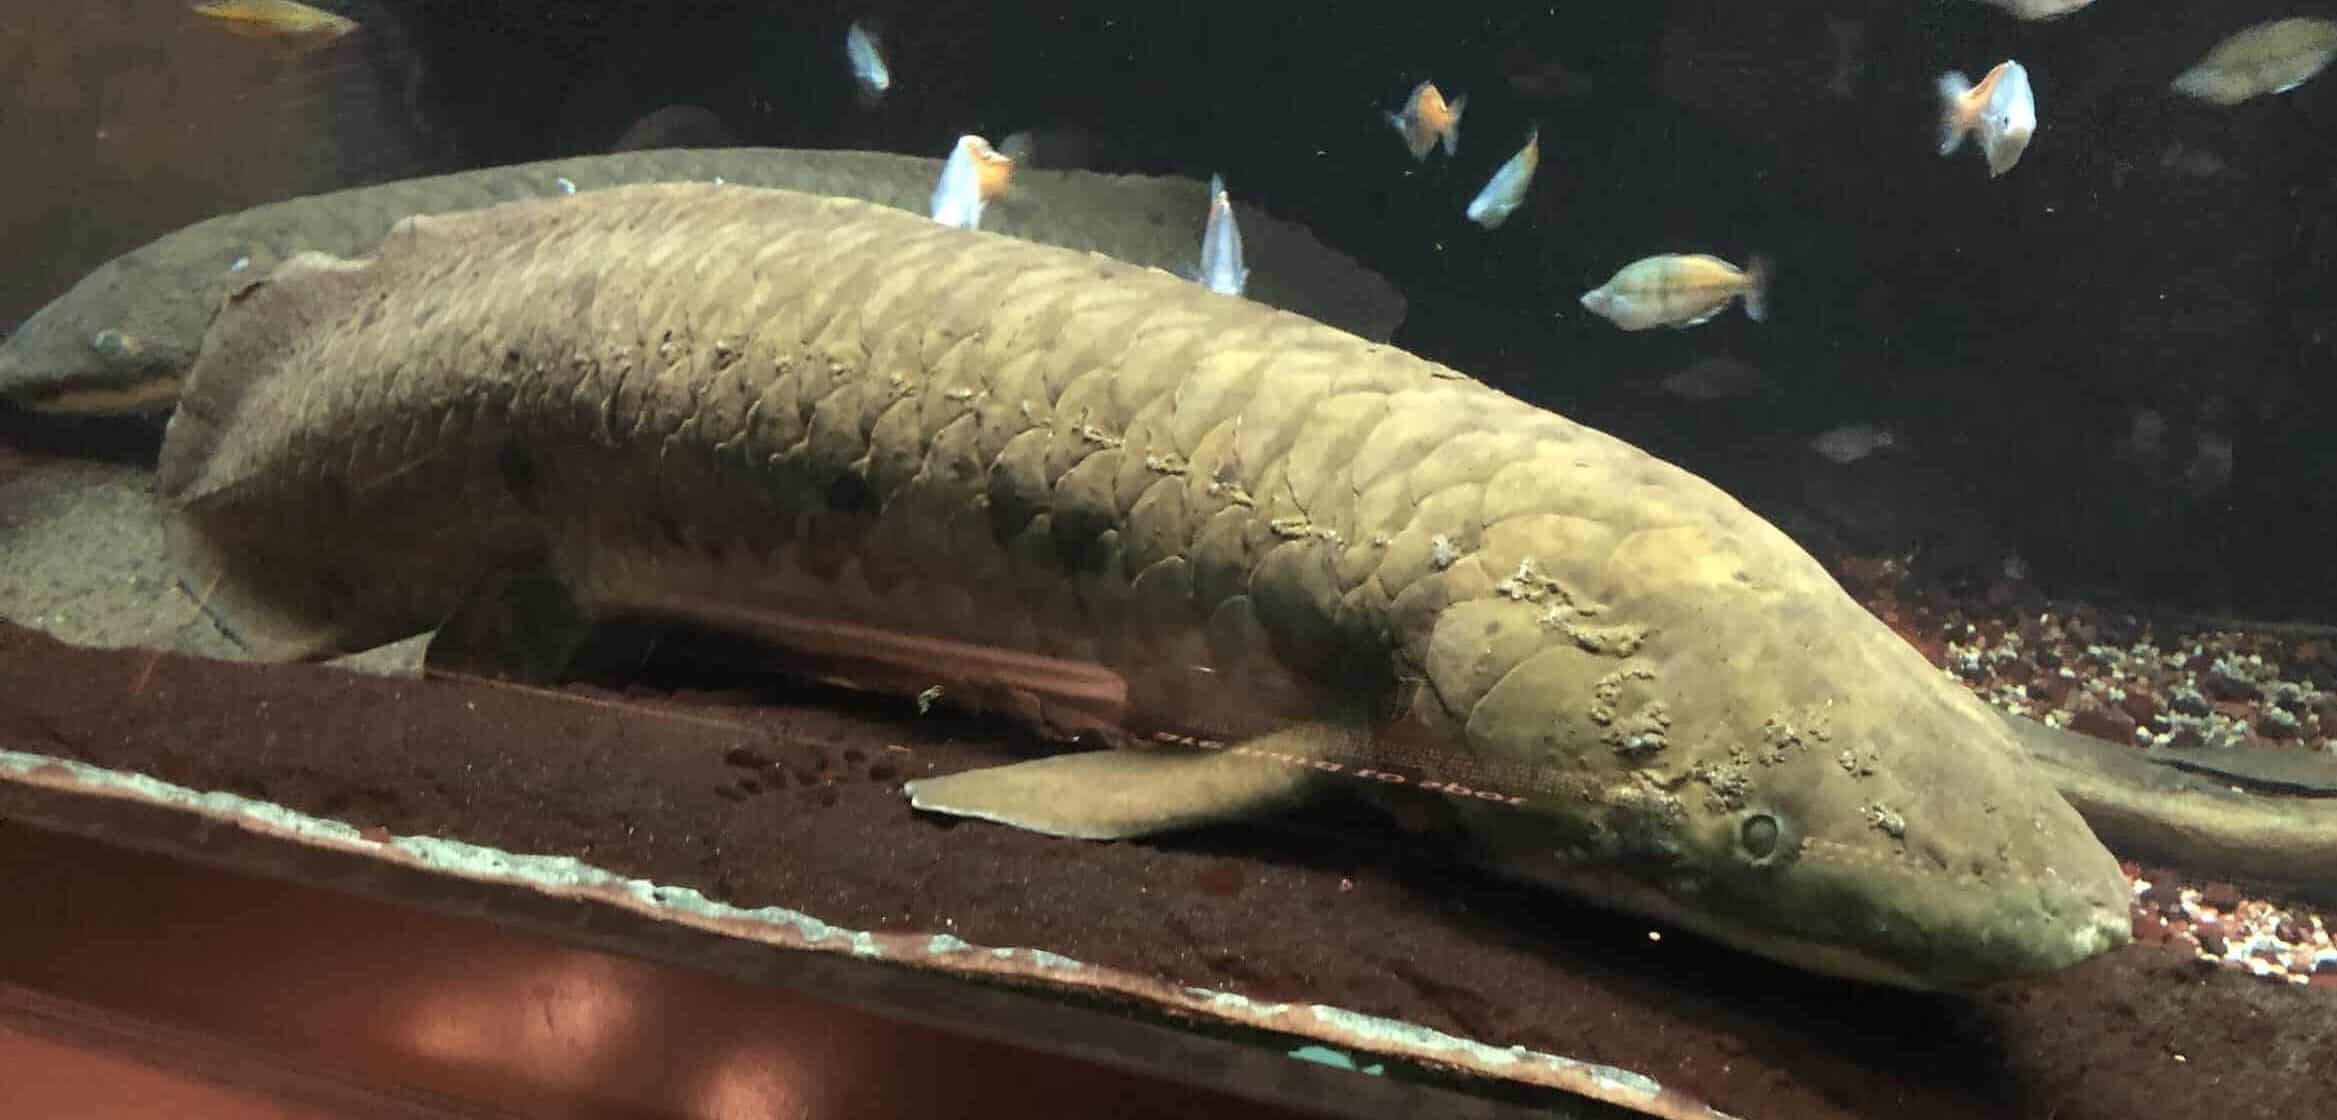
[1,433,2334,1118]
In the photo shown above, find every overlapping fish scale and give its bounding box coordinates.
[164,183,1659,739]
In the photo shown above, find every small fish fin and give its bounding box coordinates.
[158,249,422,662]
[903,721,1349,839]
[1936,71,1971,155]
[158,251,373,508]
[421,555,594,685]
[1442,93,1467,156]
[1670,307,1724,329]
[1742,254,1771,322]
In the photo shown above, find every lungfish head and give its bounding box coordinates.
[1397,523,2132,991]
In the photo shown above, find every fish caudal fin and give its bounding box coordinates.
[1442,94,1467,157]
[1936,72,1971,155]
[1742,255,1772,322]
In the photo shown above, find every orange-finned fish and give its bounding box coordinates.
[191,0,358,41]
[1384,79,1466,160]
[1937,60,2036,177]
[1579,253,1770,331]
[928,135,1014,231]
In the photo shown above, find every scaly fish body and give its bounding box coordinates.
[2172,18,2337,106]
[1464,127,1539,230]
[157,183,2129,991]
[1580,253,1767,331]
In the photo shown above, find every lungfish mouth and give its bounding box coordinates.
[1654,865,2131,996]
[1536,847,2133,991]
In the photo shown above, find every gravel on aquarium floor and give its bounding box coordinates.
[1831,548,2337,988]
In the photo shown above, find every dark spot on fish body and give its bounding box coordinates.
[495,440,540,512]
[822,470,879,516]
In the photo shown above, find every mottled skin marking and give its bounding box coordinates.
[157,183,2129,990]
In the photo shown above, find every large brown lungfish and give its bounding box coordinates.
[157,183,2131,990]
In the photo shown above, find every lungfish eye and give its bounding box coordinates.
[1739,813,1782,860]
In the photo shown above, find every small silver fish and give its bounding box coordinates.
[1464,127,1540,230]
[1580,253,1769,331]
[1966,0,2094,20]
[1809,424,1896,464]
[2171,18,2337,106]
[928,134,1010,230]
[1938,60,2036,177]
[1196,174,1248,296]
[1825,17,1865,100]
[845,20,890,105]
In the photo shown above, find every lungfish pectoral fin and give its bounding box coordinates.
[422,558,594,685]
[903,721,1353,840]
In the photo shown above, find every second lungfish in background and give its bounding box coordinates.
[1385,80,1466,160]
[2171,18,2337,106]
[1579,253,1770,331]
[1193,174,1248,296]
[845,19,890,105]
[928,135,1014,230]
[1465,126,1540,230]
[1937,60,2036,177]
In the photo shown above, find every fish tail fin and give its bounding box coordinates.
[1742,254,1772,323]
[1936,71,1971,155]
[1442,94,1467,156]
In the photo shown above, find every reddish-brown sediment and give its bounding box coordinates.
[0,615,2331,1120]
[1838,550,2337,987]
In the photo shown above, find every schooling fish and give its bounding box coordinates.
[190,0,357,41]
[929,135,1012,230]
[1937,60,2036,177]
[1579,253,1769,331]
[1195,174,1248,296]
[1385,80,1466,160]
[1464,127,1539,230]
[2171,18,2337,106]
[845,20,890,105]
